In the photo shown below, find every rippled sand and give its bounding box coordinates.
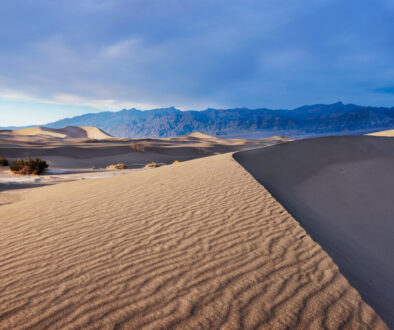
[0,153,386,329]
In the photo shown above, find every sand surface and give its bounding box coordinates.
[234,136,394,327]
[368,129,394,137]
[0,128,287,207]
[0,129,285,170]
[11,126,113,139]
[0,167,142,206]
[0,152,386,329]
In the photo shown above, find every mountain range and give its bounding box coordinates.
[5,102,394,139]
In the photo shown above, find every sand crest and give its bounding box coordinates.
[0,152,386,329]
[367,129,394,137]
[11,126,113,139]
[234,136,394,327]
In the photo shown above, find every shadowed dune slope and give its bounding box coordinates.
[0,153,386,329]
[233,136,394,327]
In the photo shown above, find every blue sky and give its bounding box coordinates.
[0,0,393,126]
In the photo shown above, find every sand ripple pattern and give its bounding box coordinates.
[0,154,387,329]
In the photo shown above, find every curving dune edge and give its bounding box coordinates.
[0,153,387,329]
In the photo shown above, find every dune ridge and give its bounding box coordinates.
[367,129,394,137]
[0,153,386,329]
[11,126,113,139]
[234,136,394,327]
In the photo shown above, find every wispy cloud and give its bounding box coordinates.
[101,39,140,57]
[0,89,36,101]
[0,88,160,111]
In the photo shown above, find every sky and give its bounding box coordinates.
[0,0,393,126]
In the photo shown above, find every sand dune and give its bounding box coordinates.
[11,126,113,139]
[183,132,218,139]
[171,132,230,143]
[0,130,283,169]
[367,129,394,137]
[234,136,394,327]
[80,126,114,139]
[0,153,386,329]
[12,126,67,138]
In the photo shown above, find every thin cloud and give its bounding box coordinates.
[101,39,140,58]
[0,89,160,111]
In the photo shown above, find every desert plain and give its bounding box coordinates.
[0,126,392,329]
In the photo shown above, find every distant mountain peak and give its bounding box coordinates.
[149,106,181,112]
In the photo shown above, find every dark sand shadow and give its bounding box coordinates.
[233,135,394,328]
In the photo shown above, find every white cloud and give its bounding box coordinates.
[101,39,140,57]
[53,93,85,103]
[0,89,37,101]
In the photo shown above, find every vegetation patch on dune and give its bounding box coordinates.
[130,142,148,152]
[145,161,158,168]
[105,163,128,170]
[0,157,8,166]
[10,158,48,175]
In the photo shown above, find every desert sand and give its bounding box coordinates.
[367,129,394,137]
[0,127,285,170]
[234,135,394,327]
[11,126,113,139]
[0,151,387,329]
[0,128,288,208]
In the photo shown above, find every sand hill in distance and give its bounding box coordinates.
[0,126,289,170]
[11,126,113,139]
[367,129,394,137]
[0,127,289,203]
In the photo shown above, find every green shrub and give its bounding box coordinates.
[10,158,48,175]
[0,157,8,166]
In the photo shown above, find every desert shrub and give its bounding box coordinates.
[0,157,8,166]
[10,158,48,175]
[145,161,158,168]
[130,142,146,152]
[106,163,128,170]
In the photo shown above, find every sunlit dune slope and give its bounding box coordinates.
[11,126,113,139]
[367,129,394,137]
[0,153,386,329]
